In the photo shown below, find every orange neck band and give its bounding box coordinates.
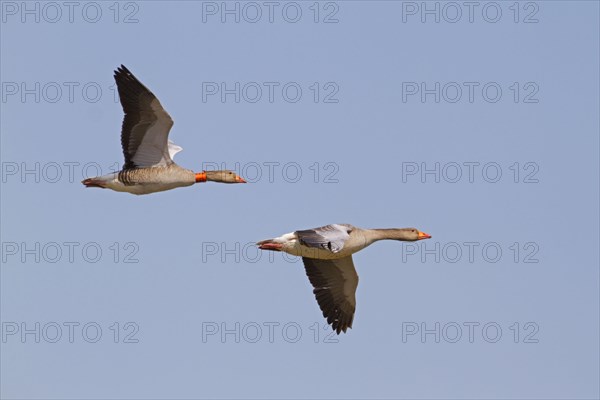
[195,172,207,183]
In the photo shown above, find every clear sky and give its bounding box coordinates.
[1,1,599,399]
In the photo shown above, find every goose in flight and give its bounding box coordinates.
[82,65,246,195]
[257,224,431,334]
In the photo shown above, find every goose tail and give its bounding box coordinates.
[256,239,283,251]
[82,177,107,189]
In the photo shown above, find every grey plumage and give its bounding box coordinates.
[114,65,174,170]
[296,224,354,253]
[117,164,194,186]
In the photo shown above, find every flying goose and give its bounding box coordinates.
[257,224,431,334]
[82,65,246,195]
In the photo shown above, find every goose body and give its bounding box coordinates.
[259,224,371,260]
[82,65,245,195]
[86,164,195,195]
[257,224,431,334]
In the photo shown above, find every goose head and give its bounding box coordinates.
[400,228,432,241]
[410,228,432,241]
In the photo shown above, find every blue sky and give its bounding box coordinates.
[1,1,599,399]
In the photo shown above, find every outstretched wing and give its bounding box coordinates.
[114,65,178,169]
[302,256,359,334]
[295,224,353,253]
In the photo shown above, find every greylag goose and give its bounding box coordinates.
[257,224,431,334]
[82,65,246,195]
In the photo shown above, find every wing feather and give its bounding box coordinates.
[302,256,359,334]
[296,224,353,253]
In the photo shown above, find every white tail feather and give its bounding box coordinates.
[168,140,183,159]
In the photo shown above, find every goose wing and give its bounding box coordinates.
[302,256,359,334]
[114,65,179,169]
[295,224,353,253]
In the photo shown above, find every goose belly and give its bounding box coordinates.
[115,181,193,195]
[113,167,195,195]
[283,241,360,260]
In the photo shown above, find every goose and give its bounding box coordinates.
[257,224,431,334]
[82,65,246,195]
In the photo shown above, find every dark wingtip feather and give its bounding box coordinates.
[114,65,133,81]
